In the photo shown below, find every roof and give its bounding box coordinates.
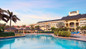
[37,19,61,23]
[5,27,17,30]
[62,14,86,20]
[37,14,86,23]
[18,28,24,30]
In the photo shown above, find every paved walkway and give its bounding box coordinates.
[28,33,86,42]
[71,34,86,41]
[54,34,86,42]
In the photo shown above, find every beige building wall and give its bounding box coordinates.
[79,18,86,27]
[65,20,79,30]
[35,20,65,31]
[34,18,86,31]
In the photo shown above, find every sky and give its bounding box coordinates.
[0,0,86,26]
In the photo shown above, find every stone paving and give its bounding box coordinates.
[54,34,86,42]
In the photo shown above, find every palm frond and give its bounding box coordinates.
[6,10,20,23]
[11,15,20,23]
[13,15,20,20]
[2,14,9,22]
[6,10,13,17]
[0,14,2,20]
[0,8,7,14]
[6,10,10,14]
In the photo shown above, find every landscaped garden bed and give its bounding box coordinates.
[0,32,15,37]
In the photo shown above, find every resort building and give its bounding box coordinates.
[36,19,64,31]
[34,10,86,31]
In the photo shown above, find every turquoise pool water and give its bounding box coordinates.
[0,34,86,49]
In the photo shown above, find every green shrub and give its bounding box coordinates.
[38,31,54,33]
[54,31,57,36]
[64,31,71,37]
[0,27,4,32]
[58,31,63,36]
[51,27,56,31]
[58,31,71,37]
[0,32,15,37]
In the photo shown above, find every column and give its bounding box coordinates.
[68,22,70,28]
[68,23,70,31]
[74,22,76,30]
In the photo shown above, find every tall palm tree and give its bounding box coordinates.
[0,8,20,31]
[6,10,20,31]
[56,22,65,28]
[51,27,56,31]
[0,8,9,22]
[35,26,40,29]
[22,25,26,28]
[30,25,34,30]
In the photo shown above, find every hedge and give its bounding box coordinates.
[54,31,58,36]
[38,31,54,33]
[58,31,71,37]
[0,32,15,37]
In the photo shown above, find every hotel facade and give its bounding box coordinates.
[34,10,86,31]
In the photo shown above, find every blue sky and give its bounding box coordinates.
[0,0,86,26]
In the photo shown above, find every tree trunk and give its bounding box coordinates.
[10,17,11,32]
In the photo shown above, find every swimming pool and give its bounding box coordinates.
[0,34,86,49]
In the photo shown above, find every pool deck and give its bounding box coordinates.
[26,33,86,42]
[54,34,86,42]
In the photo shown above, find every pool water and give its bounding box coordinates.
[0,34,86,49]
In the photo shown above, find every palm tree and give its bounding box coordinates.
[30,25,35,33]
[56,22,65,28]
[51,27,56,31]
[0,8,9,22]
[30,25,34,30]
[22,25,26,28]
[6,10,20,31]
[17,26,20,28]
[0,8,20,32]
[35,26,40,29]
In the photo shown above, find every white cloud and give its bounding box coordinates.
[14,12,62,25]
